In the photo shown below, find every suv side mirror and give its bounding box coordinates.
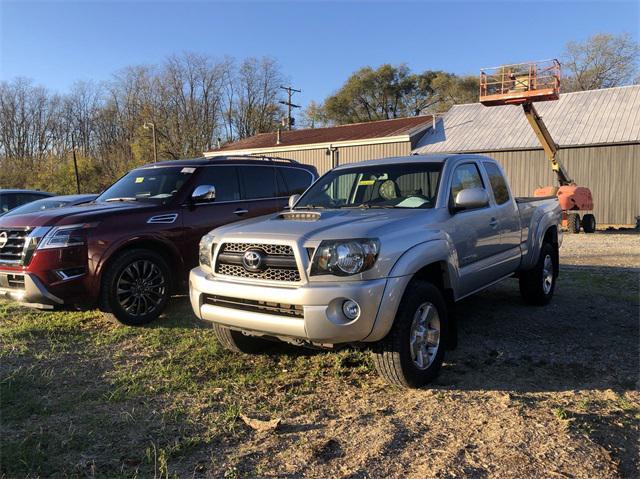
[453,188,489,212]
[288,194,300,209]
[192,185,216,202]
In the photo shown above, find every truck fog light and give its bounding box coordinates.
[342,300,360,320]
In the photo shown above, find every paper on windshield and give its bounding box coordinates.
[396,197,429,208]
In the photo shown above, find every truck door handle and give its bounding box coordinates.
[234,208,248,216]
[489,218,498,228]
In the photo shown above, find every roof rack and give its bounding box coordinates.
[210,154,299,164]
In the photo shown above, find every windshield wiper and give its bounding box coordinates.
[104,197,138,202]
[295,204,327,210]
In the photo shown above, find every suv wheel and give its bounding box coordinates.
[100,249,171,326]
[519,242,556,305]
[372,281,448,388]
[213,324,272,354]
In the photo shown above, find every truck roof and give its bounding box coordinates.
[332,153,492,170]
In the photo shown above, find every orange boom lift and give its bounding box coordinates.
[479,60,595,233]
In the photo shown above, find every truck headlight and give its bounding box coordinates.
[37,224,93,250]
[311,239,379,276]
[199,232,216,270]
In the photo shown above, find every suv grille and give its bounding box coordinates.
[0,229,28,264]
[215,242,301,283]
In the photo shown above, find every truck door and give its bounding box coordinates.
[447,162,502,296]
[482,161,521,275]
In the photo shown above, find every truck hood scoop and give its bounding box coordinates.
[277,211,322,221]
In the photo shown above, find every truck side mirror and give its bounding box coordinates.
[288,194,300,209]
[453,188,489,212]
[192,185,216,202]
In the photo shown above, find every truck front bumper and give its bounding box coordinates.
[0,271,64,309]
[189,267,408,344]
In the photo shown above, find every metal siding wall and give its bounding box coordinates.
[244,142,411,175]
[482,144,639,225]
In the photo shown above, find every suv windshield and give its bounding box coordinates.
[97,166,196,202]
[295,162,442,209]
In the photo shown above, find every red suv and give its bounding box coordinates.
[0,156,317,324]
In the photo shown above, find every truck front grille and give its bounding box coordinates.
[0,229,28,265]
[215,242,301,283]
[203,294,303,318]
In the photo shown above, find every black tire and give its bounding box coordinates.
[567,213,580,234]
[582,214,596,233]
[519,242,557,306]
[371,281,448,388]
[100,249,171,326]
[213,324,272,354]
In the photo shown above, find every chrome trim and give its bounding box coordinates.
[147,213,179,224]
[0,226,50,266]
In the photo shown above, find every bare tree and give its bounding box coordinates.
[228,57,284,139]
[563,33,640,91]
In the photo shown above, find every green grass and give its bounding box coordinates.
[1,262,637,477]
[0,299,372,477]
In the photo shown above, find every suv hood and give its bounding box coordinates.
[214,208,443,243]
[0,201,155,228]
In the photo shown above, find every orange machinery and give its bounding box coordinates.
[479,60,595,233]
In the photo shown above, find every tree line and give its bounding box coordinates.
[1,32,637,193]
[0,55,286,192]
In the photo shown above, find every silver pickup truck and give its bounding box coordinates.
[189,154,562,388]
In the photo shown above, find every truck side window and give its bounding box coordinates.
[483,162,510,205]
[450,163,484,203]
[195,166,241,201]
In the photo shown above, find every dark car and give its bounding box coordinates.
[0,189,54,216]
[3,194,97,217]
[0,156,317,325]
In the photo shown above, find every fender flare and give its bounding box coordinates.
[364,239,458,342]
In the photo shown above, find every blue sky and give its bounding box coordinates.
[1,1,638,107]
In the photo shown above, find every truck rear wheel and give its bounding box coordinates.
[582,214,596,233]
[371,281,448,388]
[567,213,580,234]
[213,324,272,354]
[100,249,171,326]
[519,242,556,306]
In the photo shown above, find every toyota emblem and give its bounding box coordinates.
[242,249,264,271]
[0,232,7,250]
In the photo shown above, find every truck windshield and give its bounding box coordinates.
[97,167,195,203]
[295,163,442,209]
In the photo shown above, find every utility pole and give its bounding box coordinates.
[71,134,81,194]
[279,85,301,131]
[144,122,158,163]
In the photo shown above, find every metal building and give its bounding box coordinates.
[414,85,640,225]
[205,116,435,174]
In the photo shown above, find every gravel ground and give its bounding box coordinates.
[560,230,640,269]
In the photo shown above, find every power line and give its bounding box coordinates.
[279,85,301,131]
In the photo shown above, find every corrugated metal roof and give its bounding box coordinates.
[414,85,640,153]
[208,116,434,152]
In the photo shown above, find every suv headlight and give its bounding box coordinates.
[311,239,379,276]
[199,232,216,270]
[37,224,94,250]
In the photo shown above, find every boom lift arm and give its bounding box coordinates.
[521,102,573,186]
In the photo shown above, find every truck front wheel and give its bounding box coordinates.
[519,242,556,305]
[100,249,171,326]
[213,324,273,354]
[372,281,448,388]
